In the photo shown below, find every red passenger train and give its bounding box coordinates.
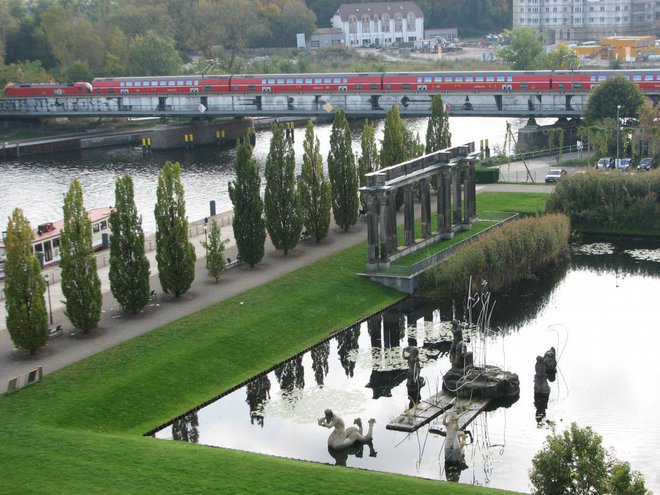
[2,69,660,97]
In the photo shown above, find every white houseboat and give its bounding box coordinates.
[0,206,113,268]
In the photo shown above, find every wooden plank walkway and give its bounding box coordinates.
[386,392,456,432]
[429,398,492,435]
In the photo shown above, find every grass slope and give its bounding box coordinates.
[0,193,544,495]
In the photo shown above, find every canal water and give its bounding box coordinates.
[153,237,660,492]
[1,116,538,235]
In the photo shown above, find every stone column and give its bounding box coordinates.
[379,191,389,260]
[436,171,446,232]
[452,166,462,227]
[365,194,379,263]
[386,190,398,253]
[404,185,414,246]
[421,178,431,237]
[468,161,477,220]
[462,164,471,226]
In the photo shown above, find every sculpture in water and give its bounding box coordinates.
[442,411,471,481]
[402,346,425,409]
[318,409,376,450]
[449,320,473,369]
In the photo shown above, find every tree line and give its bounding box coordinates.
[4,97,451,354]
[0,0,512,85]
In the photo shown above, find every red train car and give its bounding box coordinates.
[3,82,92,97]
[229,73,384,93]
[91,75,231,95]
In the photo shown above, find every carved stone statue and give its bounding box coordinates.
[533,356,551,395]
[442,410,471,481]
[543,347,557,382]
[318,409,376,450]
[402,346,426,409]
[449,320,473,370]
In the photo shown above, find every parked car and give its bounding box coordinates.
[616,158,633,171]
[595,157,614,169]
[637,157,656,171]
[545,168,567,183]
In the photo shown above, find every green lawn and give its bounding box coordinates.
[0,192,544,494]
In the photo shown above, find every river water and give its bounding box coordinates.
[0,116,540,235]
[153,236,660,492]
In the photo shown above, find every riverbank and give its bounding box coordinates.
[0,188,546,494]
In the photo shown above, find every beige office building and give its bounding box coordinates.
[513,0,659,42]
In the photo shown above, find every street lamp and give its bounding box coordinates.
[616,105,621,166]
[44,274,53,325]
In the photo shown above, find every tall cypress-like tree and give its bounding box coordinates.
[109,175,150,314]
[228,139,266,267]
[264,123,302,255]
[381,105,408,209]
[358,119,379,211]
[327,110,359,231]
[60,178,102,333]
[154,161,196,297]
[425,94,452,153]
[298,120,331,243]
[4,208,48,354]
[202,219,226,282]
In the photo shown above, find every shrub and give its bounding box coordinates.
[420,214,570,295]
[475,166,500,183]
[546,170,660,234]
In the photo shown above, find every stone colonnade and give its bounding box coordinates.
[360,143,478,270]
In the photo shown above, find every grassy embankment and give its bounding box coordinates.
[0,192,546,495]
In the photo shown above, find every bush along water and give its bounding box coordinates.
[420,214,571,296]
[546,170,660,235]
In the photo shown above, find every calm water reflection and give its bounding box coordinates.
[154,237,660,492]
[1,116,539,234]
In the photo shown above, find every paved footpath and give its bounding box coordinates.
[0,183,554,388]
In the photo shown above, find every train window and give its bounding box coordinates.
[370,83,378,89]
[277,79,284,84]
[168,80,175,86]
[633,75,642,81]
[417,77,423,83]
[296,79,303,84]
[268,79,275,84]
[455,76,463,82]
[127,82,133,87]
[194,80,199,85]
[287,79,294,84]
[657,75,660,80]
[186,80,192,86]
[343,78,348,83]
[324,78,331,83]
[135,81,141,87]
[385,83,392,90]
[434,76,442,82]
[590,75,596,82]
[558,83,565,89]
[262,79,267,84]
[476,76,484,82]
[507,76,513,82]
[466,76,473,82]
[203,86,212,92]
[521,83,528,89]
[574,83,582,88]
[356,84,362,90]
[248,85,255,91]
[424,77,432,83]
[305,78,312,84]
[487,76,495,82]
[497,76,505,82]
[446,76,453,82]
[315,78,322,84]
[598,76,606,81]
[333,78,341,83]
[177,80,184,86]
[120,82,125,87]
[644,75,653,81]
[152,81,159,87]
[403,83,410,89]
[160,81,167,86]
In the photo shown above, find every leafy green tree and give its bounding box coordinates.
[264,123,302,255]
[328,110,359,231]
[127,30,182,76]
[381,105,407,167]
[545,42,582,70]
[530,423,649,495]
[4,208,48,354]
[154,161,196,297]
[60,179,102,333]
[275,0,317,47]
[425,95,452,153]
[498,28,544,70]
[298,120,331,242]
[202,219,227,282]
[584,76,646,124]
[228,139,266,267]
[358,119,379,210]
[109,175,150,314]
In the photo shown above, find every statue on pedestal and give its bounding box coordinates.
[449,320,473,370]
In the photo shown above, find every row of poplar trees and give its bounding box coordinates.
[3,160,219,354]
[4,96,450,354]
[230,96,451,267]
